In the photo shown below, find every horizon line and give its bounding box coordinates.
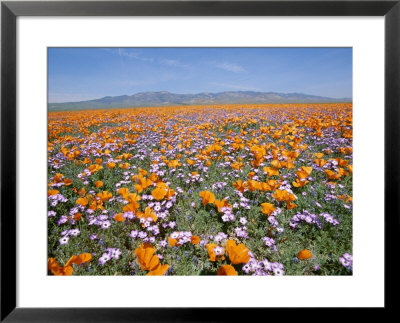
[48,90,353,105]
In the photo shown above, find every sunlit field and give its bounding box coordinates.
[48,103,353,276]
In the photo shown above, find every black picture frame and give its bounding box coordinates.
[1,0,399,321]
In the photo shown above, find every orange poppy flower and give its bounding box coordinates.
[135,243,160,271]
[48,253,92,276]
[47,258,61,273]
[214,199,230,213]
[266,179,281,191]
[48,189,59,196]
[165,187,175,200]
[152,186,167,200]
[117,187,130,199]
[233,180,247,193]
[78,187,86,197]
[347,165,353,174]
[65,253,92,267]
[127,192,141,204]
[191,235,200,245]
[96,191,112,202]
[225,240,250,265]
[270,160,282,169]
[133,175,152,192]
[136,207,157,222]
[119,162,130,169]
[73,213,82,221]
[123,153,132,160]
[88,164,103,174]
[273,189,297,208]
[334,157,349,167]
[296,166,312,180]
[282,150,299,159]
[338,147,352,155]
[217,264,238,276]
[149,172,158,182]
[231,161,244,170]
[314,158,327,167]
[114,213,125,222]
[297,249,312,260]
[168,237,178,247]
[285,160,296,169]
[205,243,225,262]
[247,179,262,192]
[338,194,353,203]
[146,264,169,276]
[325,169,339,180]
[337,167,349,177]
[89,198,104,211]
[247,171,256,178]
[263,167,279,177]
[48,258,73,276]
[286,201,297,209]
[261,202,276,215]
[168,160,182,168]
[199,191,215,206]
[138,167,148,176]
[53,173,64,183]
[325,168,348,180]
[258,182,270,192]
[123,203,138,213]
[272,189,288,202]
[292,178,309,188]
[63,178,73,186]
[76,197,88,206]
[95,180,103,188]
[186,159,196,166]
[107,162,116,169]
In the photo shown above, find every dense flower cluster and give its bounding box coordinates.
[242,254,285,276]
[48,103,352,275]
[289,210,340,229]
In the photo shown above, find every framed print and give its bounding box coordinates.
[1,0,399,321]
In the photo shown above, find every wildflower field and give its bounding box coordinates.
[48,103,353,276]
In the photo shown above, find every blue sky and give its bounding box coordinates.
[48,47,352,103]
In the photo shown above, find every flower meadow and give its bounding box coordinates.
[48,103,353,276]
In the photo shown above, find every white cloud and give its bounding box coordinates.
[158,58,189,68]
[104,48,154,62]
[214,62,246,73]
[105,48,190,68]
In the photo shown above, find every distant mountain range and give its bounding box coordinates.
[48,91,352,111]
